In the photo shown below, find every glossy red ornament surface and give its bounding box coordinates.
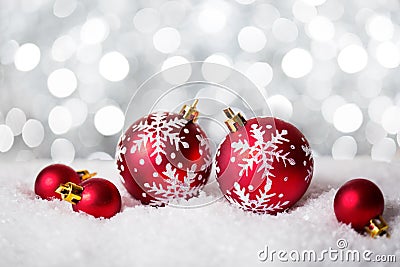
[73,178,121,219]
[34,164,81,200]
[116,112,212,206]
[334,178,384,231]
[215,117,314,214]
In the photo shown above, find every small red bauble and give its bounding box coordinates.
[35,164,81,200]
[334,178,389,237]
[116,100,212,206]
[56,178,121,219]
[215,108,314,214]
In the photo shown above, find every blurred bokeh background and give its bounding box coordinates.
[0,0,399,163]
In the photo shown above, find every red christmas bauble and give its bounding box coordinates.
[72,178,122,219]
[34,164,81,200]
[116,110,212,206]
[334,178,384,231]
[216,111,314,214]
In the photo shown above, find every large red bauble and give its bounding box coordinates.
[215,117,314,214]
[334,178,384,231]
[73,178,122,219]
[116,112,212,206]
[35,164,81,200]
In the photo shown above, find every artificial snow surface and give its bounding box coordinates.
[1,158,399,267]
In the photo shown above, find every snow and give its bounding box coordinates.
[0,158,399,266]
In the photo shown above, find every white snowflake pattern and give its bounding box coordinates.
[231,124,296,178]
[143,163,202,206]
[196,134,212,171]
[304,164,313,183]
[129,112,189,165]
[301,144,313,161]
[225,179,290,213]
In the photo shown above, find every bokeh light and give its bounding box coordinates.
[5,108,26,136]
[238,26,266,53]
[245,62,273,88]
[267,95,293,120]
[272,18,298,43]
[22,119,44,148]
[375,42,400,69]
[306,16,335,42]
[14,43,40,71]
[337,45,368,74]
[153,27,181,54]
[80,18,109,44]
[99,52,130,82]
[51,35,77,62]
[366,15,394,41]
[381,106,400,134]
[48,106,72,135]
[47,68,77,98]
[332,136,357,160]
[0,125,14,153]
[94,106,125,136]
[198,6,226,33]
[282,48,313,78]
[53,0,77,18]
[51,138,75,164]
[371,138,396,162]
[333,104,363,133]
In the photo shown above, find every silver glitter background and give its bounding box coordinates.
[0,0,399,162]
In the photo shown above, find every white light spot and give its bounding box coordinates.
[5,108,26,136]
[202,54,232,82]
[0,125,14,152]
[53,0,77,18]
[99,52,129,82]
[153,172,158,177]
[14,43,40,71]
[371,138,396,162]
[333,104,363,133]
[292,0,317,23]
[48,106,72,135]
[246,62,273,88]
[80,18,109,44]
[332,136,357,160]
[365,121,386,144]
[266,125,272,129]
[139,159,145,165]
[382,106,400,134]
[267,95,293,120]
[284,177,288,181]
[368,96,393,123]
[238,26,266,53]
[376,42,400,69]
[170,152,176,159]
[142,193,147,197]
[94,106,125,136]
[198,7,226,33]
[47,68,77,98]
[51,138,75,164]
[153,27,181,54]
[337,45,368,74]
[51,35,77,62]
[366,15,394,41]
[22,119,44,148]
[272,18,298,43]
[63,98,88,127]
[161,56,191,84]
[133,8,160,33]
[282,48,313,78]
[183,128,189,134]
[248,185,254,190]
[291,145,295,149]
[278,193,284,198]
[307,16,335,42]
[178,162,183,168]
[230,157,235,162]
